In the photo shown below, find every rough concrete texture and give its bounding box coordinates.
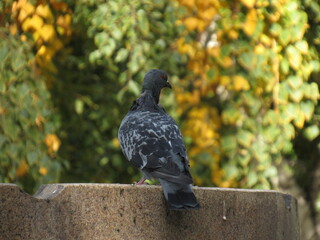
[0,183,299,240]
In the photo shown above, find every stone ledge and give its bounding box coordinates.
[0,183,299,240]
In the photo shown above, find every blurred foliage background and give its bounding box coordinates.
[0,0,319,238]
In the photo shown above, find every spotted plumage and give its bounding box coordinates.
[118,69,200,210]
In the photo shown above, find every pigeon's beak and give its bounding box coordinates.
[166,81,172,89]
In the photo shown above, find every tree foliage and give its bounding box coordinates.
[176,0,319,189]
[50,0,185,183]
[0,0,73,192]
[0,31,61,193]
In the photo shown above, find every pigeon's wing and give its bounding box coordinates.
[118,110,192,184]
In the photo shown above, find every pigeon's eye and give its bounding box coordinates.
[160,74,167,81]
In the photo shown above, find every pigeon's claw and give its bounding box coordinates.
[135,177,147,185]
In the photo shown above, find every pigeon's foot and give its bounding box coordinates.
[134,178,148,185]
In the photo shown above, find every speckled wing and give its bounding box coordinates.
[118,108,192,185]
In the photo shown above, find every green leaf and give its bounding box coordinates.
[127,80,140,96]
[286,45,302,70]
[222,107,242,125]
[101,38,116,57]
[278,82,289,104]
[295,40,308,54]
[127,60,139,74]
[280,58,289,75]
[137,9,150,37]
[310,60,320,72]
[237,154,250,167]
[303,125,320,141]
[264,165,277,178]
[221,135,237,153]
[309,82,320,101]
[89,50,102,63]
[284,103,300,122]
[300,101,315,121]
[27,151,39,165]
[224,164,239,179]
[262,126,281,143]
[206,69,215,79]
[287,75,303,89]
[291,23,307,42]
[263,110,278,125]
[238,51,256,70]
[2,117,19,141]
[94,32,109,47]
[243,118,257,132]
[237,130,254,148]
[289,89,303,103]
[247,171,258,187]
[75,99,84,114]
[0,81,6,93]
[283,123,295,139]
[0,134,7,148]
[0,45,9,69]
[11,50,26,71]
[115,48,128,63]
[270,23,282,37]
[279,29,291,45]
[111,28,123,41]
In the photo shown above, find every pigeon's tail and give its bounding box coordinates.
[159,179,200,210]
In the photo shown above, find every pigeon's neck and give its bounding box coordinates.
[142,88,161,104]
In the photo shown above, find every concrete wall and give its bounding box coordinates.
[0,183,299,240]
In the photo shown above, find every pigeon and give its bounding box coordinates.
[118,69,200,210]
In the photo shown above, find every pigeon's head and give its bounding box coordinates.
[142,69,171,92]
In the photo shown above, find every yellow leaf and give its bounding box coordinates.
[260,34,272,46]
[207,47,220,57]
[220,76,230,86]
[220,56,233,68]
[18,8,29,22]
[38,24,55,41]
[293,113,305,129]
[196,19,207,32]
[57,14,72,28]
[39,167,48,175]
[233,75,250,91]
[32,31,41,41]
[254,44,265,54]
[243,9,257,36]
[22,14,43,31]
[20,34,27,41]
[16,160,28,177]
[199,8,216,21]
[45,134,61,154]
[267,12,280,23]
[228,29,239,40]
[9,24,18,35]
[21,0,35,14]
[37,45,47,56]
[178,0,195,9]
[240,0,256,8]
[112,138,120,148]
[36,4,53,22]
[35,115,45,127]
[184,17,199,31]
[12,1,19,14]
